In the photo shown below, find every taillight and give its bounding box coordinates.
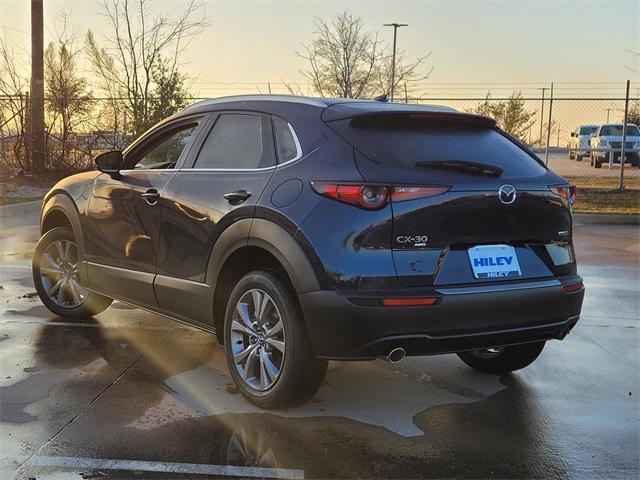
[311,183,449,209]
[550,185,577,206]
[311,183,388,209]
[391,186,450,201]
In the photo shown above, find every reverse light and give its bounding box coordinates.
[311,183,450,209]
[382,297,439,306]
[550,185,577,206]
[562,282,584,293]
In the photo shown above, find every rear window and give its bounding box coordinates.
[600,125,640,136]
[328,117,547,178]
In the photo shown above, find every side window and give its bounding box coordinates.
[273,117,300,162]
[194,114,275,169]
[132,124,198,170]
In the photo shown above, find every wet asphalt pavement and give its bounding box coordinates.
[0,201,638,479]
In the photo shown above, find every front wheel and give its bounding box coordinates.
[33,227,112,319]
[457,341,545,374]
[224,270,327,409]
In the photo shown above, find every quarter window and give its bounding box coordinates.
[194,114,275,169]
[273,117,300,162]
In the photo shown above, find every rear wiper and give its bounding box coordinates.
[414,159,503,177]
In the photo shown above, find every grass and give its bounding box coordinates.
[572,188,640,215]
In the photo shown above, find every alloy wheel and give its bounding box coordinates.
[39,239,87,308]
[230,288,286,391]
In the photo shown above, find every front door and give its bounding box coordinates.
[85,118,202,307]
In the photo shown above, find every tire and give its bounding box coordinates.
[568,150,574,160]
[33,227,112,319]
[223,270,327,409]
[457,341,545,375]
[576,154,583,162]
[594,157,602,169]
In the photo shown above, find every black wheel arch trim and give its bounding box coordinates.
[204,214,323,295]
[40,191,88,283]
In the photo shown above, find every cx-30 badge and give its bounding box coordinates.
[498,184,517,205]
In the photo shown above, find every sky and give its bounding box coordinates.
[1,0,638,99]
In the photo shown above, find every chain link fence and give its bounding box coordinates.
[2,90,639,210]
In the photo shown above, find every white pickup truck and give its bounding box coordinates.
[568,124,598,161]
[590,123,640,169]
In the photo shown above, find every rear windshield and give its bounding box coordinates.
[600,125,640,136]
[328,117,547,178]
[579,126,598,135]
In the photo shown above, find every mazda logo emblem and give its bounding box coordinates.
[498,184,517,205]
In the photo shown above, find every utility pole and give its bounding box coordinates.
[605,108,612,123]
[30,0,45,173]
[537,87,549,148]
[383,23,408,102]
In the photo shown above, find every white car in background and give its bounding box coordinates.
[568,124,598,161]
[590,123,640,169]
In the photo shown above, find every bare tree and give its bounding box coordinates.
[45,18,93,168]
[474,92,537,142]
[0,37,30,171]
[298,11,432,99]
[85,0,206,136]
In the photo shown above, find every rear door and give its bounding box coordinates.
[325,113,574,287]
[155,111,277,324]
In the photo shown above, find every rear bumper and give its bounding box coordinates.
[299,277,584,359]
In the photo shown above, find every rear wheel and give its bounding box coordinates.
[457,341,545,374]
[33,227,112,319]
[594,156,602,168]
[224,270,327,409]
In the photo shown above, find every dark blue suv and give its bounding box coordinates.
[33,95,584,408]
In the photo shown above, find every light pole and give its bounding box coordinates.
[383,23,408,101]
[537,87,549,148]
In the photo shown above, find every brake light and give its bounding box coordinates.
[550,185,577,206]
[382,297,439,306]
[391,186,450,202]
[311,183,388,209]
[562,281,584,293]
[311,183,450,209]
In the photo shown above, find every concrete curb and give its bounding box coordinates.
[573,213,639,225]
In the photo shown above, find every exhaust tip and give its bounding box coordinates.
[386,347,406,363]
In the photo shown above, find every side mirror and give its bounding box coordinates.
[95,150,124,179]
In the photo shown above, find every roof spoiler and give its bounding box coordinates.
[321,102,495,127]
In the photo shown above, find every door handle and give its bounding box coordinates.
[141,189,160,205]
[224,190,251,205]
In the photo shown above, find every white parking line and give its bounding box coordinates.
[4,455,305,479]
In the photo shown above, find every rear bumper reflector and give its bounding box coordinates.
[382,297,439,306]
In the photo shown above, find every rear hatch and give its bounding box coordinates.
[323,105,575,287]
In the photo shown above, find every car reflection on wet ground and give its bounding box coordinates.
[0,202,638,479]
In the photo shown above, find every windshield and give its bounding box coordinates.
[327,117,547,178]
[579,126,598,135]
[600,125,640,136]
